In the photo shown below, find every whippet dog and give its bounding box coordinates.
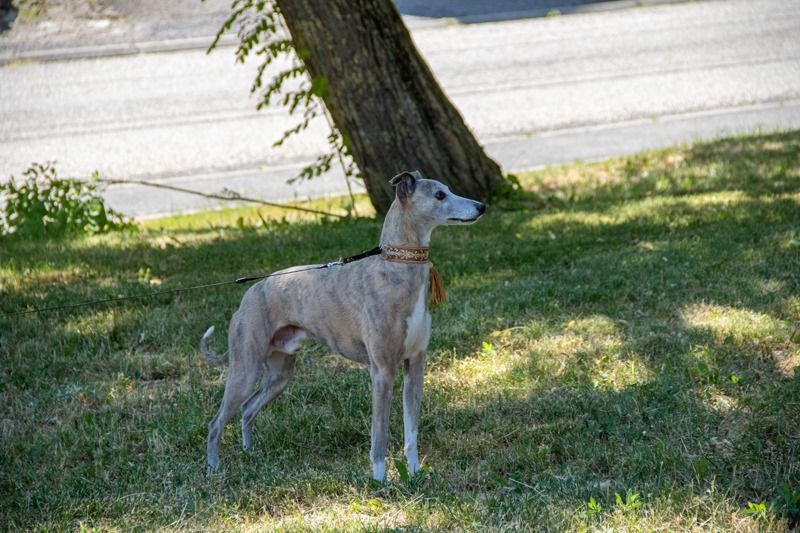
[200,170,486,481]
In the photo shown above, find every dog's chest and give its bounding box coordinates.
[403,281,431,356]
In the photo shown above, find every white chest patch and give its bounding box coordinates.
[404,280,431,356]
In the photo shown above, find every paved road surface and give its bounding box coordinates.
[1,0,799,217]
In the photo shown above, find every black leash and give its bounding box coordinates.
[3,246,383,318]
[233,245,381,283]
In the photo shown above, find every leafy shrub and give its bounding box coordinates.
[0,163,134,239]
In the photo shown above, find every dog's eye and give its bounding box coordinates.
[434,191,446,201]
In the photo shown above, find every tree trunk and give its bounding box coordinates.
[275,0,505,215]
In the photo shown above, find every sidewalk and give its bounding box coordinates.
[0,0,689,63]
[0,0,233,62]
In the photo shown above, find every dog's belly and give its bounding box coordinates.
[305,326,369,365]
[323,337,369,365]
[336,343,370,365]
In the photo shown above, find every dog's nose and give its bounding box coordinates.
[476,202,486,215]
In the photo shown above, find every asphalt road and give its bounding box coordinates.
[1,0,799,217]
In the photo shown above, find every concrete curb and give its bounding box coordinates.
[0,34,237,65]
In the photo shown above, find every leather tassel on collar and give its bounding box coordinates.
[428,263,447,307]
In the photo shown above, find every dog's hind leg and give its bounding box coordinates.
[207,328,265,470]
[241,349,297,451]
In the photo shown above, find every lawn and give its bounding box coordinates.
[1,131,799,530]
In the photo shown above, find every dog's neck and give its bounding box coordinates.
[379,201,433,248]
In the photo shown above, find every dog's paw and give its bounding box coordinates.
[371,460,387,483]
[206,456,221,475]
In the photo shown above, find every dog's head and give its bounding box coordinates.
[389,170,486,227]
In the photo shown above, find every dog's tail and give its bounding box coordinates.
[200,326,229,366]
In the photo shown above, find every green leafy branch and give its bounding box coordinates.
[208,0,360,214]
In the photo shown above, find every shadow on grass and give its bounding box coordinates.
[1,132,799,528]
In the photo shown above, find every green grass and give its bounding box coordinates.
[2,131,799,530]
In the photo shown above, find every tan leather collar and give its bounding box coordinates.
[382,245,429,264]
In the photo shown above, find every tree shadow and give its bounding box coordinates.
[421,304,799,526]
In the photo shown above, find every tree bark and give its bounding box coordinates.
[275,0,505,215]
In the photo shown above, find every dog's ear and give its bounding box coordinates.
[389,170,418,202]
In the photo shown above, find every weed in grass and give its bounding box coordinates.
[1,131,799,530]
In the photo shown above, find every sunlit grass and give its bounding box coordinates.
[682,303,792,344]
[1,131,799,530]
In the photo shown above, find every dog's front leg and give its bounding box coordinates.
[369,360,396,482]
[403,353,425,475]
